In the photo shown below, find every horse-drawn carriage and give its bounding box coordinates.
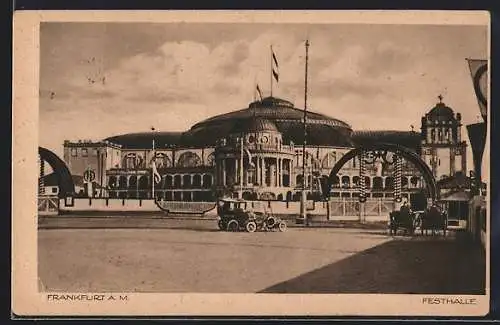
[389,204,447,236]
[216,198,287,232]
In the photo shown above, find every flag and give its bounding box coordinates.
[256,84,263,100]
[151,157,161,184]
[271,47,279,83]
[151,138,161,185]
[467,59,488,121]
[244,148,255,168]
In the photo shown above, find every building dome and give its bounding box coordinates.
[182,96,354,147]
[103,96,354,149]
[230,117,279,134]
[427,102,455,122]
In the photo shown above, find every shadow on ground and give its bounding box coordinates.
[259,237,485,294]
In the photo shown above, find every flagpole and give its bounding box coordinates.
[299,39,310,225]
[270,45,273,97]
[152,138,155,200]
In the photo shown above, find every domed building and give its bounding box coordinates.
[62,95,466,204]
[420,96,467,180]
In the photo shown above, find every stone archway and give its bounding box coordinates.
[38,147,75,197]
[326,142,438,201]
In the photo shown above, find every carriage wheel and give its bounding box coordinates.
[278,221,287,232]
[245,221,257,233]
[227,220,239,232]
[218,220,225,231]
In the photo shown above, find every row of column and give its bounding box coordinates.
[219,157,291,188]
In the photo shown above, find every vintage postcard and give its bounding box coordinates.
[12,10,490,317]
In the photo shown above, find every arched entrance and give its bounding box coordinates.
[38,147,75,197]
[326,143,437,202]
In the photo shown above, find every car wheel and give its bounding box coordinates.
[245,221,257,233]
[227,219,239,232]
[266,217,276,228]
[278,221,287,232]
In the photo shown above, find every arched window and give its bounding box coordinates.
[152,153,172,169]
[352,176,360,187]
[365,176,371,188]
[123,153,144,169]
[108,176,117,189]
[296,175,304,187]
[193,174,202,187]
[174,175,182,188]
[183,175,192,188]
[402,177,409,189]
[341,176,350,188]
[118,176,128,189]
[164,175,173,189]
[128,176,137,189]
[322,151,337,168]
[332,176,340,188]
[203,174,212,188]
[373,177,383,190]
[206,153,215,167]
[385,176,394,190]
[242,192,253,200]
[177,152,201,168]
[431,129,436,143]
[138,176,149,190]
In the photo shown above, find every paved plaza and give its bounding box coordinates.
[38,217,485,294]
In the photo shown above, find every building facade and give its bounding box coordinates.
[61,96,467,202]
[420,97,467,180]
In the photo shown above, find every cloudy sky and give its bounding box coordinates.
[39,22,487,170]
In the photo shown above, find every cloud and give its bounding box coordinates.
[360,41,415,78]
[39,23,488,177]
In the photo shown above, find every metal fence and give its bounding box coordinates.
[328,198,394,216]
[38,195,59,215]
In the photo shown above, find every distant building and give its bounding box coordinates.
[420,97,467,181]
[62,96,467,202]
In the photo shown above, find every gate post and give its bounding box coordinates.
[359,201,366,223]
[326,199,331,221]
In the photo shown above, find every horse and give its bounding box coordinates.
[420,207,447,236]
[389,210,416,236]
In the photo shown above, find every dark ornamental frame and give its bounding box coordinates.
[39,146,76,198]
[325,142,438,202]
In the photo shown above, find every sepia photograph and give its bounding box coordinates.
[13,10,490,316]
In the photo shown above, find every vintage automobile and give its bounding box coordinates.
[216,198,287,232]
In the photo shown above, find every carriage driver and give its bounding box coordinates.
[400,200,412,215]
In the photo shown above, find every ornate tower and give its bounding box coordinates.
[420,95,467,180]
